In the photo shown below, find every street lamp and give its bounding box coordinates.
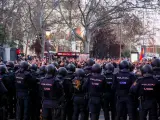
[46,30,51,40]
[45,30,51,63]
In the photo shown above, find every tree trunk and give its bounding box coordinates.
[84,40,89,53]
[41,30,45,58]
[84,29,91,54]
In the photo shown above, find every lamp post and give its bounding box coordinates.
[46,30,51,63]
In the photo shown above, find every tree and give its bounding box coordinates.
[91,25,117,58]
[21,0,62,57]
[0,24,5,45]
[0,0,24,46]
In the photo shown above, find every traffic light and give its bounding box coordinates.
[16,49,21,55]
[16,49,21,60]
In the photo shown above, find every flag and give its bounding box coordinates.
[139,47,145,61]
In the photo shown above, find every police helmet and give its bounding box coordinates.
[75,69,85,77]
[52,62,59,69]
[112,62,117,68]
[6,61,14,68]
[46,64,57,75]
[20,61,29,70]
[39,65,46,74]
[119,60,129,70]
[87,58,95,66]
[30,64,38,71]
[58,67,67,77]
[14,64,20,71]
[104,63,114,73]
[141,64,153,75]
[0,65,7,74]
[151,58,160,68]
[92,64,101,73]
[66,63,76,73]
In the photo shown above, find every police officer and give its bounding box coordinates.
[72,69,87,120]
[40,64,63,120]
[29,64,41,120]
[84,58,95,75]
[5,61,16,119]
[112,60,136,120]
[102,63,115,120]
[56,67,68,120]
[83,64,106,120]
[39,65,46,78]
[53,62,59,69]
[63,63,76,120]
[151,58,160,117]
[15,61,31,120]
[0,65,8,120]
[130,64,159,120]
[83,58,95,120]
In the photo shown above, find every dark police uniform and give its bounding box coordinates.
[41,74,63,120]
[83,66,92,120]
[15,69,31,120]
[103,72,115,120]
[72,69,87,120]
[0,76,8,120]
[29,69,41,120]
[63,72,75,120]
[130,75,159,120]
[112,69,136,120]
[84,73,105,120]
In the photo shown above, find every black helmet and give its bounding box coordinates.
[104,63,114,73]
[87,58,95,66]
[66,63,76,73]
[20,61,29,70]
[52,62,59,69]
[141,64,153,75]
[14,64,20,71]
[6,61,14,68]
[151,58,160,68]
[58,67,67,77]
[39,65,46,74]
[30,64,38,71]
[92,64,101,73]
[75,69,85,77]
[46,64,57,75]
[0,65,7,74]
[112,62,117,68]
[119,60,129,70]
